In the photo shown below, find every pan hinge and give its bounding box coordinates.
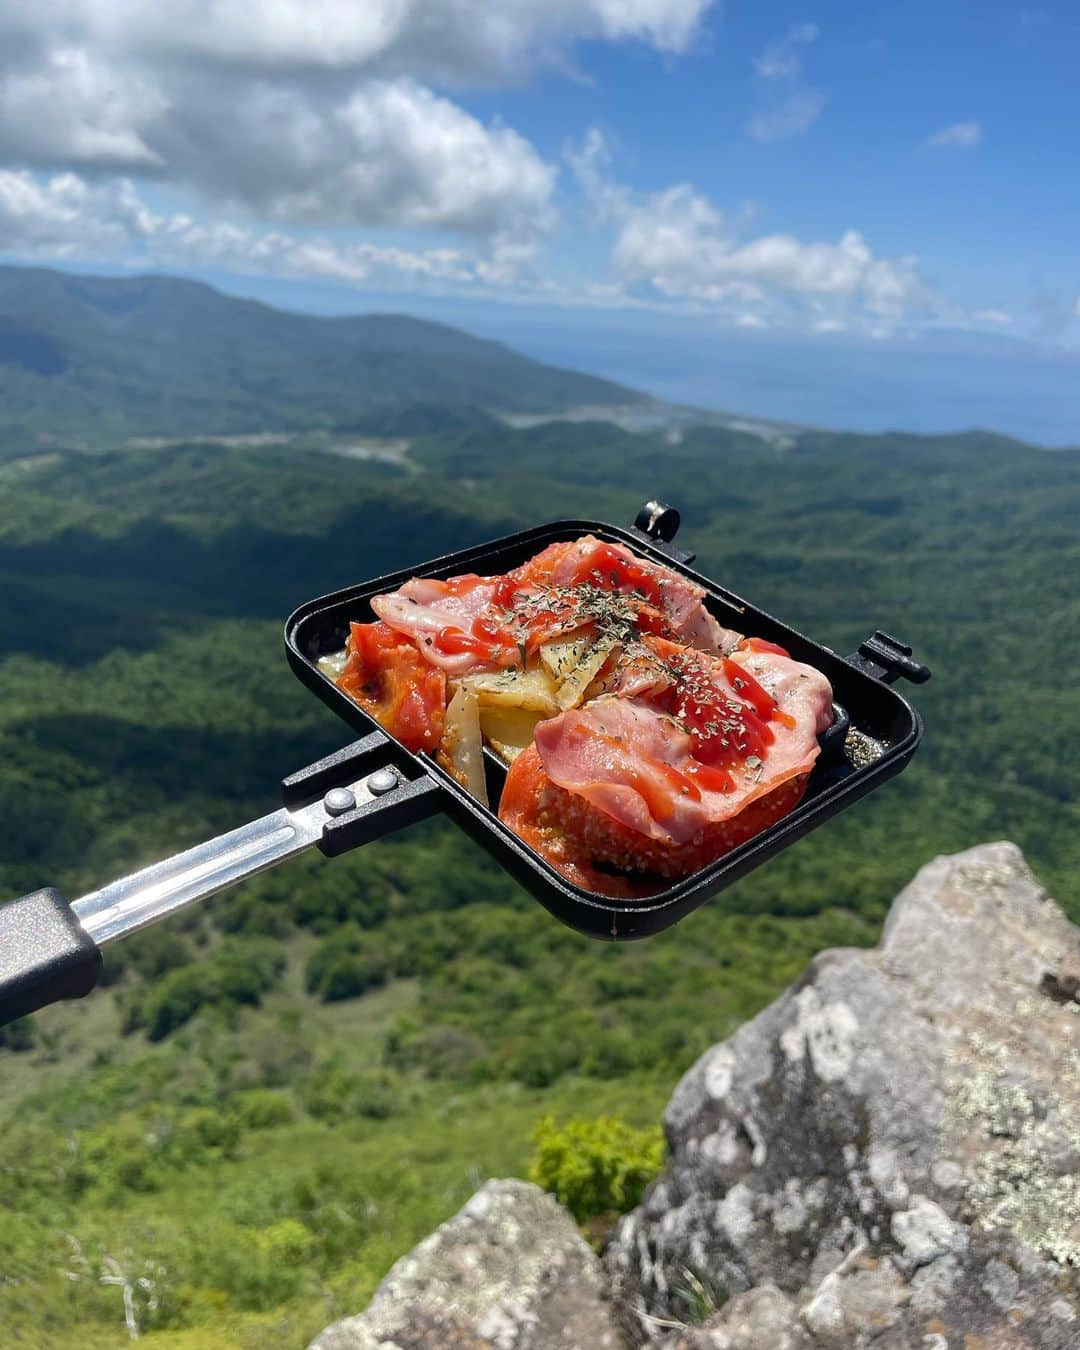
[849,630,931,686]
[280,731,444,855]
[630,499,696,565]
[281,730,393,807]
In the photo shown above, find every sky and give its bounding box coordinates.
[1,2,1079,442]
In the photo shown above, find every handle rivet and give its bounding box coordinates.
[367,769,399,796]
[323,787,357,816]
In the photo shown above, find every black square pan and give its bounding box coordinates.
[285,506,927,940]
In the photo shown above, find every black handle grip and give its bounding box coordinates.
[0,888,101,1028]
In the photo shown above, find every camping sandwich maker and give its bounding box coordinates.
[0,502,930,1028]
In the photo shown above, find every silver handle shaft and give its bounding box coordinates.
[72,773,385,945]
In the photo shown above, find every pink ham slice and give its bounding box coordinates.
[369,535,742,678]
[727,646,835,738]
[371,575,519,676]
[515,536,742,654]
[533,650,833,847]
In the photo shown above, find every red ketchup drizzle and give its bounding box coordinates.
[738,636,791,658]
[493,573,521,608]
[653,648,801,789]
[681,689,774,767]
[653,760,702,802]
[724,657,798,730]
[686,761,736,793]
[582,543,664,606]
[473,617,512,644]
[432,616,516,660]
[721,657,777,720]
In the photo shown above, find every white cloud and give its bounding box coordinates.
[0,1,716,247]
[611,181,927,317]
[589,0,714,51]
[974,308,1011,324]
[0,168,521,290]
[747,90,825,143]
[0,46,164,168]
[566,128,630,221]
[754,23,819,79]
[172,79,556,236]
[565,134,931,325]
[97,1,714,72]
[812,317,846,333]
[927,120,981,149]
[0,3,715,79]
[747,22,825,142]
[1,63,555,240]
[0,171,155,255]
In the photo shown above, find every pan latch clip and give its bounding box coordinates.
[850,630,931,686]
[631,499,696,565]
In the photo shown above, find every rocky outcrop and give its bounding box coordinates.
[606,842,1079,1348]
[309,1178,623,1349]
[309,844,1079,1349]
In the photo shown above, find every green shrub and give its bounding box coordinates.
[384,1021,486,1080]
[285,1163,377,1268]
[528,1115,665,1224]
[214,943,283,1006]
[127,927,195,980]
[303,1066,406,1123]
[177,1107,241,1159]
[228,1089,295,1131]
[320,952,389,1002]
[0,1015,36,1053]
[126,938,287,1040]
[503,1030,587,1089]
[139,966,208,1041]
[305,926,390,1002]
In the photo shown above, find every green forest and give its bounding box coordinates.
[1,416,1078,1348]
[0,266,637,451]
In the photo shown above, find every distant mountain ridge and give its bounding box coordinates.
[0,265,643,448]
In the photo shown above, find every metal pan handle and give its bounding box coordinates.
[0,736,443,1028]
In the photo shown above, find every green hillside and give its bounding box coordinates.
[1,417,1077,1348]
[0,266,641,451]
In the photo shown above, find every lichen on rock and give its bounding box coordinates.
[603,843,1080,1348]
[308,1178,623,1349]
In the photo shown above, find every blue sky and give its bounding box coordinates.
[1,2,1078,439]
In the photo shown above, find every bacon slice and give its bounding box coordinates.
[727,645,835,739]
[507,645,833,888]
[501,742,811,893]
[371,574,519,676]
[369,535,742,681]
[533,672,827,849]
[510,536,742,654]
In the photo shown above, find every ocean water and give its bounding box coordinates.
[475,316,1080,449]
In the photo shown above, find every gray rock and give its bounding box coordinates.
[668,1284,810,1348]
[605,843,1080,1348]
[308,1178,625,1349]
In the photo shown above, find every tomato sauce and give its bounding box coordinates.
[580,542,664,606]
[338,622,445,753]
